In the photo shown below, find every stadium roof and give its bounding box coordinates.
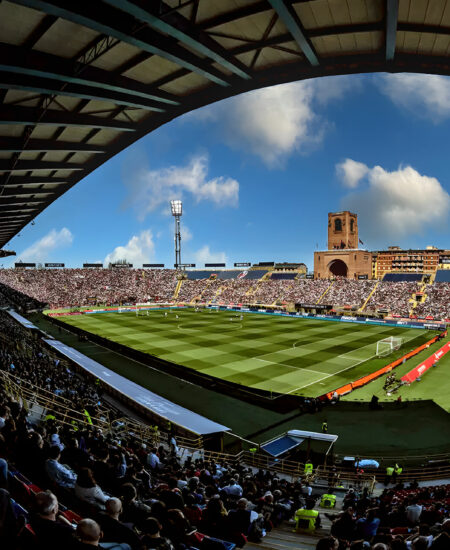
[1,0,450,247]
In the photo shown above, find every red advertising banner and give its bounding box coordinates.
[323,331,447,400]
[401,341,450,383]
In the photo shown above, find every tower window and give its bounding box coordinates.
[334,218,342,231]
[350,219,354,232]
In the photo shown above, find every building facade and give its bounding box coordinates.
[314,212,450,280]
[314,211,372,279]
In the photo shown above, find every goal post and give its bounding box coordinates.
[376,336,403,357]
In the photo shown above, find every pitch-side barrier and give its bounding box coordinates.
[323,331,447,399]
[401,340,450,383]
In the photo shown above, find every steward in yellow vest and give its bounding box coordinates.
[320,492,337,508]
[393,464,403,482]
[304,461,313,476]
[385,466,394,485]
[293,501,320,532]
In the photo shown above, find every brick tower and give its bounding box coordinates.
[328,211,358,250]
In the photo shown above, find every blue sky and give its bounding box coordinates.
[4,72,450,270]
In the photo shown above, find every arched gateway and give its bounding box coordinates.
[327,259,348,278]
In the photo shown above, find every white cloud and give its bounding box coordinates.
[16,227,73,263]
[124,154,239,220]
[340,161,450,242]
[181,223,192,243]
[188,75,362,166]
[104,230,155,266]
[378,73,450,121]
[194,245,227,265]
[336,158,370,188]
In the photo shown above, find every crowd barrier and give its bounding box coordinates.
[401,340,450,383]
[323,331,447,399]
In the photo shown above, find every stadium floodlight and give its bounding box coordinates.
[170,199,182,216]
[170,199,182,268]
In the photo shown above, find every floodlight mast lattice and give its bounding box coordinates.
[170,200,182,269]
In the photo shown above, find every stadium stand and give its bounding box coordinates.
[216,271,243,280]
[414,283,450,320]
[321,279,376,308]
[435,270,450,283]
[1,269,450,319]
[244,271,268,280]
[1,305,450,550]
[383,274,423,282]
[365,282,419,317]
[186,271,214,280]
[271,273,298,280]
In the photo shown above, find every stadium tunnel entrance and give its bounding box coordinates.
[328,259,348,277]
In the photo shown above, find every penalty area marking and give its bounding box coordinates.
[294,330,424,392]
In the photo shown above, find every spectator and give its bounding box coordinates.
[30,491,76,550]
[406,499,423,526]
[75,468,109,511]
[45,445,78,489]
[96,498,141,550]
[140,517,174,550]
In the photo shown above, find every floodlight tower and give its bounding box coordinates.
[170,199,182,268]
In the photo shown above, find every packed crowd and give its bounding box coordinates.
[366,283,420,318]
[324,280,376,309]
[1,269,450,319]
[414,284,450,320]
[0,298,449,549]
[0,269,178,309]
[322,483,450,550]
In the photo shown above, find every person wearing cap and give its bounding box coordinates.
[293,498,320,533]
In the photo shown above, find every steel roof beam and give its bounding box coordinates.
[0,197,47,206]
[10,0,230,87]
[104,0,251,80]
[0,205,39,212]
[0,42,178,106]
[0,160,84,172]
[0,71,165,112]
[2,177,68,186]
[0,137,106,153]
[386,0,399,61]
[0,188,55,196]
[0,105,135,131]
[268,0,319,66]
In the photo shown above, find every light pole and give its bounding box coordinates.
[170,199,182,268]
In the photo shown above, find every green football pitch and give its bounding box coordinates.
[57,308,439,398]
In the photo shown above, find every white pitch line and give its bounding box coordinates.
[294,331,424,391]
[255,357,325,375]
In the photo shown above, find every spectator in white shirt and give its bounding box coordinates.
[406,499,423,525]
[147,447,161,471]
[74,468,109,511]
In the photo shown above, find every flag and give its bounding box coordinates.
[359,238,364,245]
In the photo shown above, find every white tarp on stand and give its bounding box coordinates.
[43,338,230,436]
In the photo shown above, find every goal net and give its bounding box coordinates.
[376,336,403,357]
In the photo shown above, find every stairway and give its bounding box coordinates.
[359,280,379,313]
[209,284,224,305]
[316,281,334,304]
[245,492,342,550]
[173,279,183,299]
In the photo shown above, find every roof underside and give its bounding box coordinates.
[1,0,450,247]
